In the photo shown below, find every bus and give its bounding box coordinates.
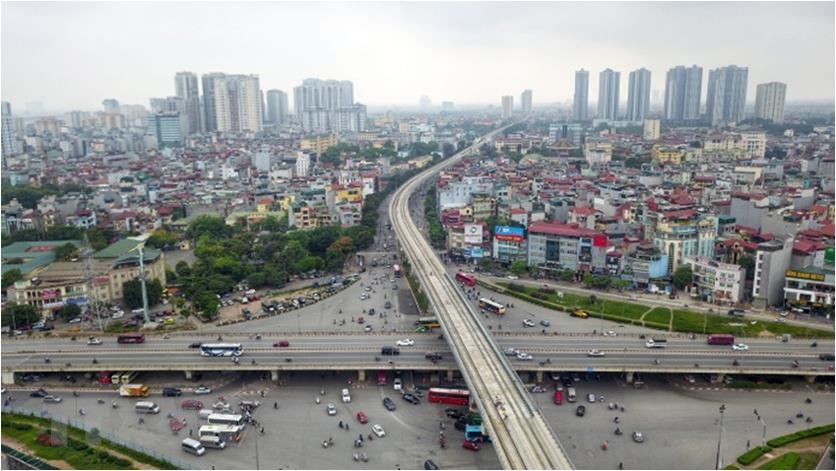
[377,370,387,386]
[207,413,246,427]
[707,334,735,345]
[120,372,138,384]
[111,372,125,385]
[393,264,402,278]
[198,424,243,442]
[427,388,470,406]
[117,333,145,344]
[478,298,507,316]
[455,272,477,287]
[200,343,244,357]
[416,317,440,329]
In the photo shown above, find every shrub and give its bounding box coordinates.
[737,445,772,465]
[757,452,799,470]
[530,292,548,300]
[12,422,32,431]
[506,283,526,292]
[767,424,834,447]
[538,287,556,295]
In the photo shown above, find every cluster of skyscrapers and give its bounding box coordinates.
[500,89,533,119]
[293,78,366,133]
[573,65,787,126]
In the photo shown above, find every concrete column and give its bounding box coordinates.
[536,371,544,383]
[716,374,725,383]
[447,369,454,382]
[357,370,366,382]
[184,370,193,380]
[805,375,817,384]
[1,371,14,385]
[625,372,634,384]
[271,370,280,383]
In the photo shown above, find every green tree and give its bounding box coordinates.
[45,225,84,241]
[672,266,693,290]
[54,243,79,261]
[57,303,82,320]
[193,291,220,318]
[2,268,24,289]
[146,229,179,249]
[187,215,232,241]
[442,142,456,158]
[738,255,756,281]
[122,278,163,310]
[558,269,575,282]
[1,304,40,327]
[588,294,597,305]
[510,261,528,276]
[175,261,192,277]
[85,228,111,251]
[582,272,594,288]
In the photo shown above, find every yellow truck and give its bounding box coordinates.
[119,384,150,397]
[571,309,589,319]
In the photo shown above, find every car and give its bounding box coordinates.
[506,275,519,280]
[454,417,467,431]
[539,320,551,327]
[516,352,533,361]
[445,408,464,419]
[530,384,548,393]
[43,395,63,403]
[632,431,644,443]
[819,353,836,361]
[357,317,365,324]
[372,424,386,437]
[368,308,376,315]
[683,375,696,384]
[181,399,204,410]
[327,403,337,415]
[112,311,124,319]
[391,283,398,290]
[587,350,605,357]
[587,393,596,403]
[68,317,82,324]
[364,325,372,332]
[360,294,368,300]
[522,319,535,328]
[87,337,102,345]
[775,317,787,323]
[575,405,586,417]
[462,439,480,451]
[163,387,183,397]
[188,342,202,349]
[503,347,518,356]
[356,411,368,424]
[732,343,749,351]
[273,340,290,348]
[779,311,790,318]
[402,393,420,404]
[382,397,396,411]
[395,338,414,346]
[424,459,439,470]
[393,378,403,391]
[365,286,372,292]
[384,301,392,309]
[194,386,212,395]
[603,330,617,337]
[30,388,48,398]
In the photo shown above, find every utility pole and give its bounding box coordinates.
[715,404,726,470]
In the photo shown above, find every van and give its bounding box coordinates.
[135,401,160,414]
[567,387,577,403]
[181,438,206,456]
[198,409,214,420]
[198,435,227,449]
[645,338,667,348]
[341,388,351,403]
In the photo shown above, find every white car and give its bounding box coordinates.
[587,393,596,403]
[43,395,63,403]
[327,403,337,416]
[68,317,82,324]
[503,348,518,356]
[587,350,606,357]
[395,338,414,347]
[506,275,519,280]
[364,325,372,332]
[112,311,124,319]
[393,378,403,391]
[516,352,533,361]
[372,424,386,437]
[522,319,535,328]
[194,386,212,395]
[732,343,749,351]
[87,337,102,346]
[603,330,616,337]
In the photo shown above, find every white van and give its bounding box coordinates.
[341,388,351,403]
[198,435,227,449]
[135,401,160,414]
[567,387,577,403]
[181,438,206,456]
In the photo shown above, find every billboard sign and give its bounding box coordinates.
[464,224,483,244]
[494,225,525,242]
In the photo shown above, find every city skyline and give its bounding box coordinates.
[1,2,834,114]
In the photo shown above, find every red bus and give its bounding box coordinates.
[455,272,477,286]
[117,333,146,344]
[706,334,735,345]
[377,370,387,386]
[427,388,470,406]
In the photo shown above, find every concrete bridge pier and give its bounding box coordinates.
[806,375,817,384]
[271,370,280,383]
[447,369,454,382]
[1,371,14,385]
[625,372,635,384]
[357,370,366,382]
[716,374,725,384]
[184,371,193,380]
[535,371,544,383]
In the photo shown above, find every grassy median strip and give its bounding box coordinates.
[766,424,835,448]
[733,424,834,468]
[490,281,831,338]
[756,451,820,470]
[737,445,773,465]
[2,412,178,470]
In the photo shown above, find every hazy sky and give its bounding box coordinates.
[2,1,834,113]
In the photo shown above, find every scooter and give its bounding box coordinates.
[614,428,623,436]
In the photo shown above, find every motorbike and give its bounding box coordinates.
[72,391,80,397]
[654,359,661,365]
[733,360,739,366]
[70,336,77,341]
[806,417,813,423]
[44,358,51,363]
[92,358,98,364]
[274,402,279,409]
[285,358,292,362]
[614,428,622,436]
[316,397,321,404]
[97,399,105,404]
[374,356,381,362]
[810,342,818,347]
[792,360,799,368]
[805,398,812,404]
[112,402,119,409]
[322,440,330,448]
[787,419,794,424]
[601,441,609,451]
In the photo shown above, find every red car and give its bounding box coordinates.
[553,389,564,405]
[357,317,365,324]
[181,400,203,410]
[462,439,480,451]
[273,340,290,347]
[356,411,368,424]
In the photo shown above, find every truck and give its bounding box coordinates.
[119,384,151,397]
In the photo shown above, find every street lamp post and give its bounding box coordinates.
[755,411,767,447]
[715,404,726,470]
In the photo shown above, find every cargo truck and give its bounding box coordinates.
[119,384,150,397]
